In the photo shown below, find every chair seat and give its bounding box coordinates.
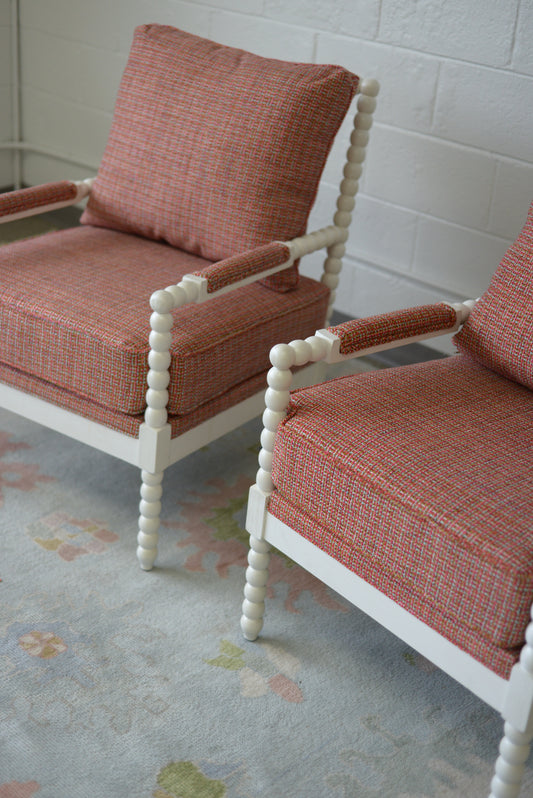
[0,226,328,430]
[269,355,533,678]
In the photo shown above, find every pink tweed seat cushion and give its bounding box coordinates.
[0,225,329,419]
[81,24,359,292]
[269,356,533,679]
[454,201,533,388]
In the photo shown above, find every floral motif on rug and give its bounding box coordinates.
[0,782,41,798]
[164,475,347,614]
[205,638,304,703]
[0,592,169,733]
[0,431,53,508]
[26,511,119,560]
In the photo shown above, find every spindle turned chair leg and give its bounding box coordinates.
[137,469,164,571]
[241,534,271,641]
[489,723,532,798]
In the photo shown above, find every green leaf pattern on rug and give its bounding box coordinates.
[155,761,226,798]
[205,639,245,671]
[206,495,248,544]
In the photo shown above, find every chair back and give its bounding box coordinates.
[454,201,533,389]
[81,25,359,291]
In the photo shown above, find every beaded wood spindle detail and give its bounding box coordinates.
[323,77,379,325]
[136,283,196,570]
[137,469,164,570]
[241,335,327,639]
[489,607,533,798]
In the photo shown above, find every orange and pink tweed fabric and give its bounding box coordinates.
[193,243,291,294]
[0,360,271,440]
[81,24,358,292]
[328,303,457,354]
[0,181,78,217]
[454,201,533,388]
[0,226,328,427]
[269,356,533,679]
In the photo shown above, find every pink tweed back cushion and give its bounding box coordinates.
[81,24,358,291]
[454,202,533,389]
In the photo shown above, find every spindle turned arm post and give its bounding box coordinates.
[321,77,380,326]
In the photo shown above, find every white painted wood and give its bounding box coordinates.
[321,78,380,325]
[502,609,533,734]
[245,484,269,542]
[0,382,140,464]
[246,510,507,711]
[489,723,533,798]
[137,469,164,571]
[138,423,171,474]
[241,532,271,642]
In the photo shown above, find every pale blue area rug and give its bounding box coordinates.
[0,407,532,798]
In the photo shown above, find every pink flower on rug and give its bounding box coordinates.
[0,431,53,508]
[166,475,347,614]
[268,673,303,703]
[0,782,40,798]
[26,512,119,560]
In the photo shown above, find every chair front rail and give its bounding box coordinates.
[0,382,140,464]
[245,504,508,710]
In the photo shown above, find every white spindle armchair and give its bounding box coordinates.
[0,24,379,570]
[241,204,533,797]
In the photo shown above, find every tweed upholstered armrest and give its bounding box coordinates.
[190,242,292,295]
[187,225,346,299]
[316,301,476,362]
[0,179,94,224]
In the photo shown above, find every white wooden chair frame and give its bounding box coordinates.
[0,78,379,571]
[241,311,533,798]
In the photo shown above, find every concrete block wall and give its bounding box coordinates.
[0,1,13,187]
[12,0,533,351]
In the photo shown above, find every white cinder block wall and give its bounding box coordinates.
[11,0,533,352]
[0,1,13,187]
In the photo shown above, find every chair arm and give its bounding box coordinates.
[0,178,94,224]
[187,242,292,297]
[316,301,476,363]
[254,299,476,495]
[183,225,345,300]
